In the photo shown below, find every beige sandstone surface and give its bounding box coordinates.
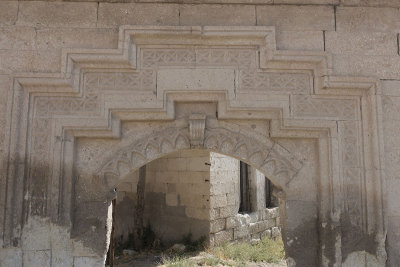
[0,1,398,266]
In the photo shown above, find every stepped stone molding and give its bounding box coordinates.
[1,26,386,266]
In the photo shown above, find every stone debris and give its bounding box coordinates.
[167,243,187,253]
[122,249,138,256]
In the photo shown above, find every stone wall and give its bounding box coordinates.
[380,82,400,266]
[209,153,280,246]
[114,171,139,247]
[143,150,211,245]
[0,1,396,266]
[114,150,211,247]
[114,151,280,248]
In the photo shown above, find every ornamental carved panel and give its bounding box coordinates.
[2,26,386,266]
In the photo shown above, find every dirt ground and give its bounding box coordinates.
[112,252,287,267]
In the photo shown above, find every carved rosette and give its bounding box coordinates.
[189,114,206,148]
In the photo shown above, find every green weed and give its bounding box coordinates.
[161,254,196,267]
[211,237,285,264]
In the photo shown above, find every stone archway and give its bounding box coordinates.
[74,111,313,265]
[2,26,386,266]
[98,116,301,191]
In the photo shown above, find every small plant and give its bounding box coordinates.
[197,256,233,266]
[161,254,196,267]
[211,237,285,264]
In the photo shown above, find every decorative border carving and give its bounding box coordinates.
[98,119,301,190]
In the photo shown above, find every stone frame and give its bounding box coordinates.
[1,26,386,266]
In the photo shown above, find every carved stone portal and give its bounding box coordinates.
[2,26,386,266]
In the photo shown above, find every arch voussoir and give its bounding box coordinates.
[98,120,302,191]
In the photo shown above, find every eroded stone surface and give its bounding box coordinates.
[0,8,391,267]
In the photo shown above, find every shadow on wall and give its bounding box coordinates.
[108,149,282,258]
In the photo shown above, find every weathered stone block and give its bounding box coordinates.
[271,227,281,239]
[210,157,239,170]
[180,4,256,26]
[341,0,400,7]
[274,0,338,3]
[166,183,177,194]
[256,5,334,31]
[284,200,317,231]
[249,221,263,234]
[179,171,209,184]
[165,158,187,171]
[209,233,215,247]
[187,157,211,172]
[325,31,397,55]
[159,171,181,184]
[0,27,117,51]
[382,80,400,97]
[0,27,36,50]
[386,179,400,216]
[276,31,324,51]
[0,1,18,26]
[234,225,250,239]
[181,194,209,208]
[225,216,236,229]
[52,250,73,267]
[210,218,226,233]
[0,50,60,74]
[186,207,209,220]
[50,225,74,267]
[0,248,22,267]
[210,194,227,208]
[73,257,104,267]
[117,182,132,192]
[211,182,235,196]
[166,193,179,206]
[382,96,400,122]
[385,150,400,178]
[265,218,277,229]
[387,215,400,267]
[23,250,51,267]
[264,207,279,219]
[226,191,239,206]
[0,75,10,113]
[97,3,179,28]
[21,218,51,251]
[336,7,400,32]
[261,229,272,239]
[210,208,220,220]
[214,229,233,245]
[17,2,98,28]
[35,28,118,50]
[332,54,400,79]
[219,205,238,218]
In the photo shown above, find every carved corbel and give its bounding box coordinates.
[189,114,206,148]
